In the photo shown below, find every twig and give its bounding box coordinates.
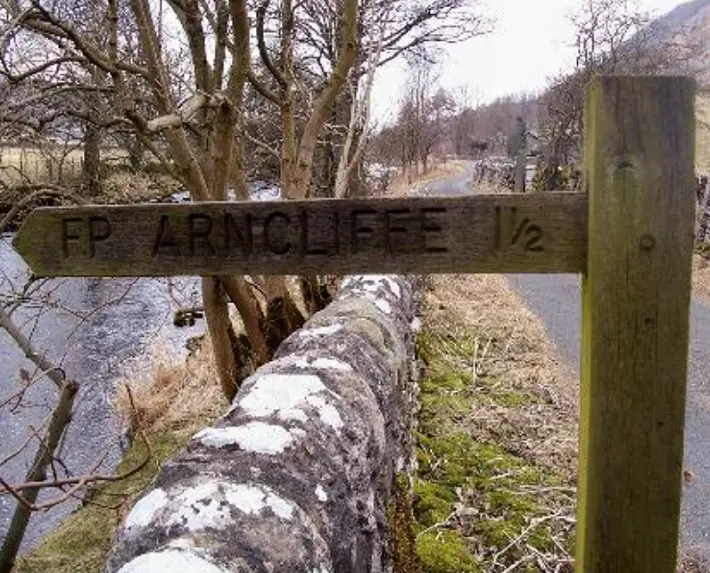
[492,511,564,566]
[0,385,152,501]
[500,554,535,573]
[416,510,457,538]
[0,186,86,234]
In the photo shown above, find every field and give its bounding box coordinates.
[0,146,128,186]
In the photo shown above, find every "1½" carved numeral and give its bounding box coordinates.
[495,207,544,253]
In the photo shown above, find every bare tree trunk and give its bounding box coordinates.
[220,276,269,364]
[285,0,359,200]
[201,277,240,401]
[514,152,526,193]
[126,135,144,171]
[263,277,305,354]
[0,310,65,388]
[0,307,82,570]
[82,123,101,195]
[300,274,330,315]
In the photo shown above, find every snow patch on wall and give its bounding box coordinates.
[116,549,229,573]
[236,373,326,416]
[292,356,353,372]
[306,395,344,432]
[124,489,169,530]
[373,299,392,315]
[234,373,344,432]
[195,422,296,455]
[160,481,296,532]
[309,358,352,372]
[300,324,343,338]
[315,485,328,502]
[341,275,401,299]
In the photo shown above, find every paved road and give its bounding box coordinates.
[432,160,710,556]
[507,274,710,555]
[421,160,477,195]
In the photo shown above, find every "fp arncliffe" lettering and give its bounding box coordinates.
[60,206,450,260]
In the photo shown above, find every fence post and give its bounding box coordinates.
[577,76,695,571]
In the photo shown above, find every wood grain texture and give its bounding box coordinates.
[13,194,587,277]
[577,76,696,572]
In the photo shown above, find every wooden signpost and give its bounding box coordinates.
[13,194,587,277]
[12,76,696,572]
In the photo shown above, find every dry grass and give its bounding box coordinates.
[0,146,129,186]
[100,171,179,204]
[693,254,710,301]
[419,273,707,572]
[415,274,579,571]
[388,159,465,196]
[471,179,514,194]
[426,274,580,476]
[114,337,226,440]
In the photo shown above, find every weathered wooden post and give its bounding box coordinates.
[577,76,695,572]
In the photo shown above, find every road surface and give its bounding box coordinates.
[427,160,710,556]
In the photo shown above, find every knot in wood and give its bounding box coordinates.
[640,234,656,252]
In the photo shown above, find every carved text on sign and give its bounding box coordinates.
[14,194,587,276]
[494,206,544,252]
[59,206,450,260]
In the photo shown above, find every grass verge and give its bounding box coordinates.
[693,253,710,302]
[697,94,710,175]
[412,274,578,572]
[412,274,709,572]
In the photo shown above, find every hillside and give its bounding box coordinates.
[650,0,710,86]
[648,0,710,171]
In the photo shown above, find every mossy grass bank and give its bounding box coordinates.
[410,274,579,573]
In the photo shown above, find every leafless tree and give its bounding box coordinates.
[535,0,700,189]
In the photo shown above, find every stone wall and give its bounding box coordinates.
[105,275,418,573]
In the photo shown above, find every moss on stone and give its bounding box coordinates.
[387,474,420,573]
[412,480,455,527]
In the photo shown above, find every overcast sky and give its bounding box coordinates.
[371,0,685,123]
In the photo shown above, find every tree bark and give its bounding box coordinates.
[82,123,101,195]
[263,276,305,354]
[220,276,269,364]
[300,274,331,315]
[201,277,240,401]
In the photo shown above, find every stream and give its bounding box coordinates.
[0,233,203,551]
